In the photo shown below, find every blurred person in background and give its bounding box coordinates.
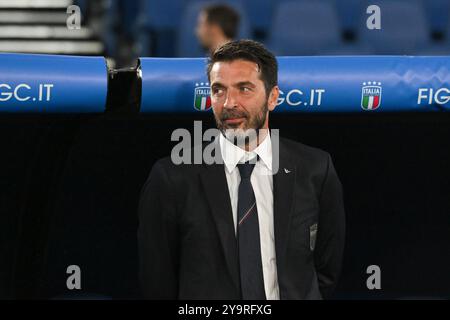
[196,4,240,54]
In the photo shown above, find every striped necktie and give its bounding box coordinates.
[236,161,266,300]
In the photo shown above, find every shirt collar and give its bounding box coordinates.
[219,130,273,174]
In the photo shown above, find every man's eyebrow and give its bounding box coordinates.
[211,81,256,88]
[234,81,256,87]
[211,82,225,88]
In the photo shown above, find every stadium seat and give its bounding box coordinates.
[267,0,343,56]
[138,0,183,30]
[74,0,88,16]
[422,0,450,37]
[121,1,140,36]
[357,0,431,55]
[320,43,375,55]
[176,0,251,57]
[334,0,365,37]
[444,11,450,45]
[416,45,450,55]
[239,0,274,37]
[135,0,184,56]
[275,0,359,39]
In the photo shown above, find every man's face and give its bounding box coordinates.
[209,59,279,136]
[195,12,212,50]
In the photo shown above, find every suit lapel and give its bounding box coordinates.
[199,139,240,293]
[199,134,297,297]
[272,136,296,297]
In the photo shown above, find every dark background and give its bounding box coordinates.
[1,0,450,301]
[1,112,449,299]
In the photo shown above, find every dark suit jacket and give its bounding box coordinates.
[138,134,345,299]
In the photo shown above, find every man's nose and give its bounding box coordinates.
[223,90,238,109]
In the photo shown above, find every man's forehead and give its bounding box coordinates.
[210,60,260,78]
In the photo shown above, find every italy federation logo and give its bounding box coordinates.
[361,82,382,111]
[194,83,211,111]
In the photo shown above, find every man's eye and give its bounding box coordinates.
[241,87,251,92]
[212,88,224,95]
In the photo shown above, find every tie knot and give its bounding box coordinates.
[237,162,256,179]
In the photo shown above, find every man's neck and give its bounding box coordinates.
[222,128,270,152]
[210,37,231,54]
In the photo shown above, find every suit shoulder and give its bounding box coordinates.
[152,156,175,170]
[148,155,204,184]
[279,137,330,163]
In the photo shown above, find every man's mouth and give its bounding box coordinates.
[224,117,246,125]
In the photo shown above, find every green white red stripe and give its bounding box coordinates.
[363,95,380,110]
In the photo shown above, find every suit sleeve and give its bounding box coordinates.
[137,160,179,299]
[314,153,346,299]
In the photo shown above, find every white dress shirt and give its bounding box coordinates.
[219,132,280,300]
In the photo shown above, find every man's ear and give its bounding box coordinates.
[268,86,280,111]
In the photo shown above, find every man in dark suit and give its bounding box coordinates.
[138,40,345,300]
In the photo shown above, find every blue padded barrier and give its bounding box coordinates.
[0,53,107,113]
[1,54,449,113]
[140,56,450,113]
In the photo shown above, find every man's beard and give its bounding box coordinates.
[213,102,269,148]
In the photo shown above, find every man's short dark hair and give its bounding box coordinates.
[207,39,278,96]
[203,4,240,39]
